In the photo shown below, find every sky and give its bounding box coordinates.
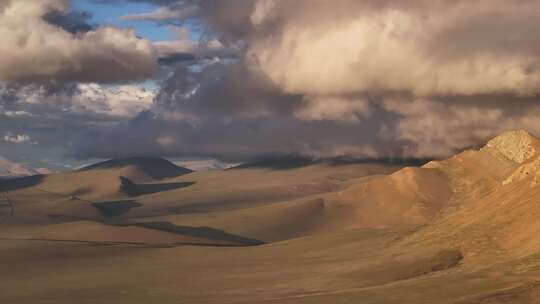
[72,0,177,41]
[2,0,540,170]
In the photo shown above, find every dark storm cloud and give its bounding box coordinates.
[10,0,540,162]
[42,9,94,34]
[72,61,404,161]
[158,53,196,64]
[69,0,540,161]
[0,79,154,168]
[72,104,404,162]
[153,35,241,66]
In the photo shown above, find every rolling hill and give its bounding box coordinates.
[4,130,540,303]
[79,157,193,180]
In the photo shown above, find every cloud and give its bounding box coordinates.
[68,0,540,162]
[0,81,155,118]
[294,96,371,123]
[151,0,540,99]
[0,0,158,83]
[0,81,154,167]
[71,61,404,161]
[42,7,94,34]
[73,83,155,117]
[0,109,32,117]
[383,97,540,157]
[4,0,540,163]
[247,0,540,97]
[153,26,240,64]
[121,3,198,23]
[0,0,159,166]
[3,134,31,144]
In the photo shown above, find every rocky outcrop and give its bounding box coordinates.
[502,155,540,186]
[485,130,537,164]
[483,130,540,187]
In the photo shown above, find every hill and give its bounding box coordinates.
[5,130,540,303]
[0,157,193,201]
[79,157,192,180]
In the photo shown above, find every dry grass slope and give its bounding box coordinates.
[4,131,540,303]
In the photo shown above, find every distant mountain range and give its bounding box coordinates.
[79,156,192,180]
[0,155,236,179]
[174,159,237,171]
[0,156,49,178]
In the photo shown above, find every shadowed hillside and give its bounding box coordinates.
[80,157,193,180]
[6,131,540,303]
[0,174,45,192]
[0,157,194,201]
[119,176,195,197]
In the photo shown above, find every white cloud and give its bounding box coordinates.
[121,4,198,22]
[3,134,31,144]
[0,107,33,117]
[0,82,155,118]
[4,111,32,117]
[248,0,540,97]
[0,0,158,83]
[73,83,156,117]
[153,26,199,56]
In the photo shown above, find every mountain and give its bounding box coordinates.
[80,157,192,180]
[6,130,540,303]
[0,156,41,178]
[174,159,238,171]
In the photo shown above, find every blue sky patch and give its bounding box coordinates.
[72,0,177,42]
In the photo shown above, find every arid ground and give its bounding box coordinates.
[3,130,540,303]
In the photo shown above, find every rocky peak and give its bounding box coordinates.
[485,130,538,164]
